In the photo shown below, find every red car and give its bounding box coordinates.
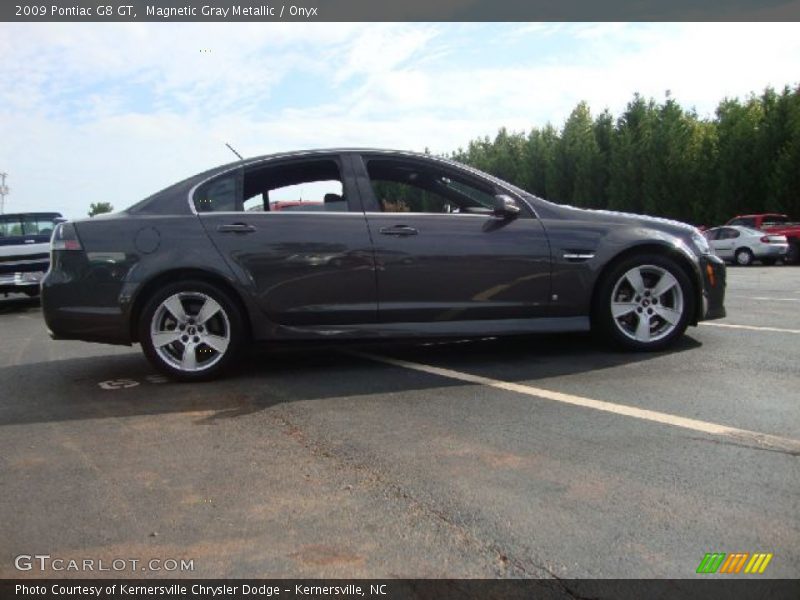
[725,214,800,264]
[271,200,324,212]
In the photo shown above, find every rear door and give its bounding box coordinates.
[196,154,377,327]
[351,153,551,323]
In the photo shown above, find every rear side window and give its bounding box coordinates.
[193,159,349,213]
[243,159,347,213]
[194,172,240,213]
[720,228,740,239]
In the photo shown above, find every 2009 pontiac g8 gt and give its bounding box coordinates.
[42,149,726,381]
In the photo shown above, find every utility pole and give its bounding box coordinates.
[0,172,8,214]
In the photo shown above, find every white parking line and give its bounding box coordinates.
[728,295,800,303]
[700,322,800,334]
[353,352,800,454]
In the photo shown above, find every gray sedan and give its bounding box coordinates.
[704,225,789,266]
[41,148,727,381]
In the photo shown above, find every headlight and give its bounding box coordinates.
[691,231,711,255]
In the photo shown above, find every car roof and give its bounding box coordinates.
[730,213,787,219]
[0,212,62,218]
[210,148,468,175]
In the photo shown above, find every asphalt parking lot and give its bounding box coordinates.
[1,266,798,580]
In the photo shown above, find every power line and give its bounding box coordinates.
[0,172,9,214]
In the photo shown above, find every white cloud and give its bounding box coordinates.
[0,22,798,219]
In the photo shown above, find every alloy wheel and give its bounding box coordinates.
[149,291,231,372]
[609,265,685,344]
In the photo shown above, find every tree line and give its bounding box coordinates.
[449,85,800,226]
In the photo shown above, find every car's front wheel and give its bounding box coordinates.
[594,255,695,352]
[139,280,244,381]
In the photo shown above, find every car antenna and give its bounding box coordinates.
[225,143,244,160]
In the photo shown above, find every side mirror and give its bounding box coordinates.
[493,194,521,219]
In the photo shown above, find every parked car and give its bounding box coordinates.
[41,149,726,381]
[271,200,324,211]
[246,200,324,212]
[703,225,788,266]
[725,214,800,264]
[0,212,63,297]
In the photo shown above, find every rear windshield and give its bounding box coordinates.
[740,227,764,236]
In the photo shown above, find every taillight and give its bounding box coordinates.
[51,222,82,251]
[760,235,786,244]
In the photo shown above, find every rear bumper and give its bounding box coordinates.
[754,245,788,258]
[41,273,132,346]
[43,306,132,345]
[700,254,726,321]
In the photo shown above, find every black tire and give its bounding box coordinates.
[734,248,754,266]
[138,280,244,382]
[593,254,695,352]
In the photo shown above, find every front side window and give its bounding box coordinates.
[366,159,498,215]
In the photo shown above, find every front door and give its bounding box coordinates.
[352,154,552,323]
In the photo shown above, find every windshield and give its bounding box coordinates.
[0,214,61,237]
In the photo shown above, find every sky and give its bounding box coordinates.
[0,22,799,219]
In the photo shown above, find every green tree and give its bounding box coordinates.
[88,202,114,217]
[555,101,602,207]
[450,84,799,225]
[608,94,657,214]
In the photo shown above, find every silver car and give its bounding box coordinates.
[704,225,788,266]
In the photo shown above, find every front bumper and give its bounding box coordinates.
[700,254,726,321]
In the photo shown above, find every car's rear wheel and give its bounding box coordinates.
[735,248,754,266]
[594,254,694,352]
[139,280,243,381]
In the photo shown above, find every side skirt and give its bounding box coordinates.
[264,316,591,341]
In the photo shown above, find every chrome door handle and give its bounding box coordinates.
[217,223,256,233]
[379,225,418,236]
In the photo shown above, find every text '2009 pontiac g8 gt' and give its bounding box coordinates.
[42,149,726,381]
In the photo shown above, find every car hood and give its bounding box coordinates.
[550,203,699,236]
